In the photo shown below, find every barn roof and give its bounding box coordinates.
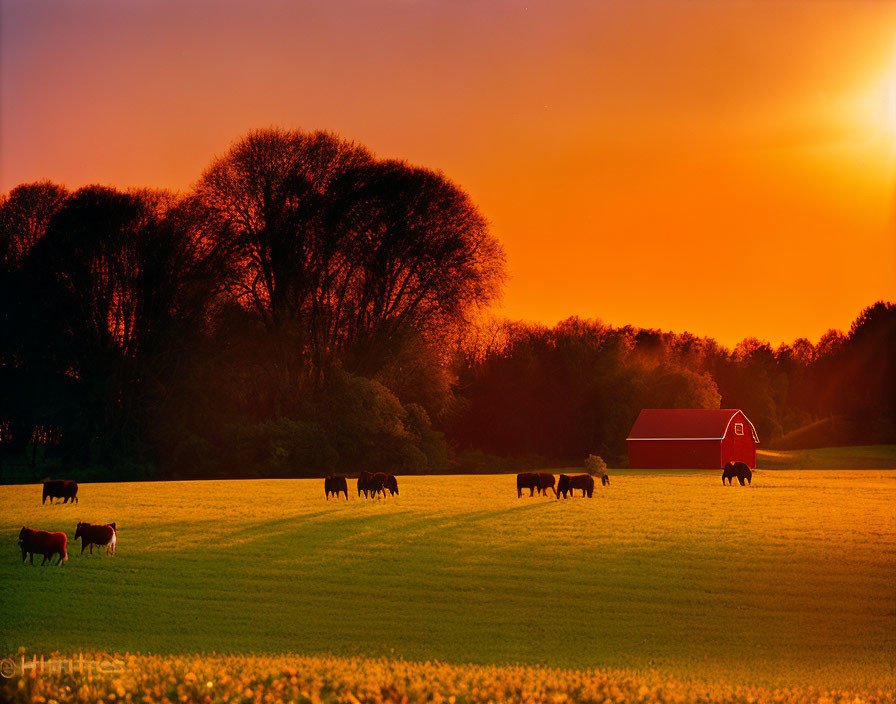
[626,409,759,442]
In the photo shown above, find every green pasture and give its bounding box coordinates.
[0,469,894,692]
[757,444,896,469]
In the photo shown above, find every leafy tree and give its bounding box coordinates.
[196,128,505,388]
[842,302,896,417]
[645,367,721,410]
[584,454,607,476]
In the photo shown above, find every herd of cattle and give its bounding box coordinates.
[18,479,118,566]
[325,471,400,500]
[515,471,611,498]
[722,461,753,485]
[325,471,611,501]
[18,520,117,566]
[17,463,753,566]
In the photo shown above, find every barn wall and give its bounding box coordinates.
[721,411,757,468]
[627,440,722,469]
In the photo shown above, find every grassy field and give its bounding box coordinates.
[757,444,896,469]
[1,471,894,695]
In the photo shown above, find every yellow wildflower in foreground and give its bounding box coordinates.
[1,653,892,704]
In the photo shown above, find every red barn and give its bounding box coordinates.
[626,409,759,469]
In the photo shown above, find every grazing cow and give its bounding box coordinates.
[74,522,117,555]
[369,472,389,498]
[43,479,78,504]
[556,474,570,498]
[536,473,555,497]
[722,463,736,485]
[722,461,753,486]
[600,474,610,487]
[18,527,68,565]
[357,471,374,498]
[62,480,78,503]
[516,472,539,497]
[571,474,596,497]
[42,480,65,504]
[384,474,399,496]
[556,473,595,498]
[325,476,349,500]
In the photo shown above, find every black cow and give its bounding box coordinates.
[556,473,595,498]
[384,474,399,496]
[368,472,390,498]
[516,472,539,497]
[357,471,374,498]
[722,461,753,486]
[536,473,555,496]
[42,480,78,504]
[600,474,610,486]
[325,476,348,500]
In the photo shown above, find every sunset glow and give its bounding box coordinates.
[1,0,894,346]
[877,67,896,152]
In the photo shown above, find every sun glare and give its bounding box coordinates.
[849,47,896,157]
[882,75,896,149]
[874,49,896,153]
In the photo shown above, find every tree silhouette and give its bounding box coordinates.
[0,182,68,269]
[0,131,891,479]
[0,182,69,473]
[15,186,220,469]
[197,128,505,388]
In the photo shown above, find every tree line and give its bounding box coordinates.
[1,128,893,479]
[0,128,502,479]
[449,305,895,464]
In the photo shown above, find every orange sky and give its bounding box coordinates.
[2,0,894,347]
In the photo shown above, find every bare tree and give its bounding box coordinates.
[0,182,68,269]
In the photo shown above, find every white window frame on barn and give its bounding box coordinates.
[734,423,744,435]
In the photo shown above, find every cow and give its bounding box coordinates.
[556,473,595,498]
[74,522,117,555]
[325,476,348,500]
[369,472,389,498]
[62,480,78,503]
[18,527,68,565]
[357,471,374,498]
[600,474,610,486]
[723,461,752,486]
[536,473,555,497]
[384,474,399,496]
[43,479,78,504]
[516,472,539,497]
[42,480,65,504]
[556,474,570,498]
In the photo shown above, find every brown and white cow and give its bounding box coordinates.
[74,522,117,555]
